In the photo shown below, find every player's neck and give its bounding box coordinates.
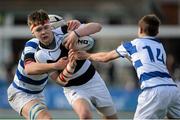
[138,33,147,38]
[39,38,56,49]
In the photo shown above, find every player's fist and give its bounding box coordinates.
[71,51,90,60]
[67,20,81,31]
[63,31,78,50]
[54,57,68,70]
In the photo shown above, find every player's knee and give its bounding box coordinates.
[103,113,118,119]
[78,109,92,119]
[29,102,51,120]
[37,110,52,119]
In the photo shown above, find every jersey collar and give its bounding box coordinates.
[140,36,161,43]
[39,37,56,49]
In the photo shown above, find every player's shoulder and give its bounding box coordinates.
[131,38,147,46]
[132,38,141,43]
[25,38,39,46]
[24,38,39,49]
[52,27,66,36]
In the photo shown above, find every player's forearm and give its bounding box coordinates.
[50,64,76,86]
[88,51,119,62]
[25,62,57,75]
[75,23,102,37]
[88,52,111,62]
[49,71,67,86]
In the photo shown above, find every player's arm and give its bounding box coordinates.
[49,63,76,86]
[49,71,68,86]
[49,54,77,86]
[74,23,102,37]
[24,56,68,75]
[64,23,102,49]
[73,50,120,62]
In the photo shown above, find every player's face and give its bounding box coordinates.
[32,23,54,45]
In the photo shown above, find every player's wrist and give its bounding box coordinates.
[52,63,58,70]
[73,30,81,38]
[53,62,63,71]
[87,55,92,60]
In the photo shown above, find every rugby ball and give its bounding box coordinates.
[48,14,67,29]
[62,34,94,51]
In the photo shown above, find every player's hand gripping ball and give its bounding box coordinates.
[62,33,94,51]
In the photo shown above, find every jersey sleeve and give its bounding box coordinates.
[116,41,137,58]
[116,44,129,58]
[24,53,35,62]
[24,40,39,62]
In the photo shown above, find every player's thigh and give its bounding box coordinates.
[21,99,51,119]
[87,73,117,117]
[167,106,180,119]
[89,80,117,117]
[96,106,118,119]
[64,88,92,116]
[94,93,117,118]
[7,86,49,119]
[134,87,169,119]
[7,86,41,115]
[167,87,180,118]
[72,98,92,116]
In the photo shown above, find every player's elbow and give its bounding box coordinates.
[102,55,113,63]
[24,68,32,75]
[24,65,36,75]
[24,68,33,75]
[92,23,102,32]
[95,23,102,32]
[100,57,111,63]
[102,59,110,63]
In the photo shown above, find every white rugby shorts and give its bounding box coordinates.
[134,86,180,119]
[7,84,45,115]
[63,72,117,116]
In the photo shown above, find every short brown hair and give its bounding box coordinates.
[27,9,49,27]
[138,14,161,36]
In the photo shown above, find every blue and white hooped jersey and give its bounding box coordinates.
[116,36,176,90]
[12,38,49,94]
[11,26,70,94]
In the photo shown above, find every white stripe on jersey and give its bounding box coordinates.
[70,60,91,79]
[14,75,48,91]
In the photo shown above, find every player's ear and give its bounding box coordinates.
[31,32,35,37]
[139,27,143,34]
